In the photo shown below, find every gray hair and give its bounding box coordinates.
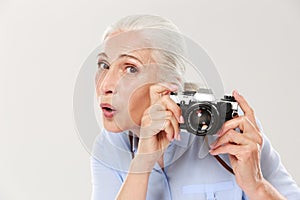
[102,14,187,89]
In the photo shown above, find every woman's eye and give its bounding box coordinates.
[98,61,109,70]
[125,66,138,74]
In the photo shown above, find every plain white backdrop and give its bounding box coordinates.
[1,0,299,199]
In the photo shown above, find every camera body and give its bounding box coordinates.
[170,89,238,136]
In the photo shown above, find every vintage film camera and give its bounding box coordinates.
[170,89,238,136]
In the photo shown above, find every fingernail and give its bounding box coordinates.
[209,149,216,155]
[233,90,239,96]
[179,115,184,123]
[170,84,178,91]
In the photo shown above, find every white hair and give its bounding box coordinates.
[103,14,187,89]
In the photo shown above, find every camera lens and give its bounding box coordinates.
[189,107,211,131]
[185,104,213,135]
[184,102,222,136]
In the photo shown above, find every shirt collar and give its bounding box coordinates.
[198,135,218,159]
[171,130,191,148]
[172,130,219,159]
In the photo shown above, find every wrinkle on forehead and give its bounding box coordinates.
[101,30,154,64]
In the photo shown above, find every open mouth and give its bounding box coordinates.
[102,107,114,112]
[100,103,117,118]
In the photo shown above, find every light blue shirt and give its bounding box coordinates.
[91,123,300,200]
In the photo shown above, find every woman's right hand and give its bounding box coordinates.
[118,83,183,199]
[136,82,183,165]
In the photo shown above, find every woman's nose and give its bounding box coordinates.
[98,69,118,95]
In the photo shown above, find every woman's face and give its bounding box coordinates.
[95,32,158,133]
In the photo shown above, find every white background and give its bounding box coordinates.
[1,0,299,199]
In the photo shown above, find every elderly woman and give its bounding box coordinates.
[91,15,300,200]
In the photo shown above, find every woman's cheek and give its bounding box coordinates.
[128,84,151,125]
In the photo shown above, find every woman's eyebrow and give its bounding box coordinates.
[119,54,143,64]
[97,52,108,58]
[97,52,144,64]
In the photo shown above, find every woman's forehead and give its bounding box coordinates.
[99,30,153,62]
[99,37,153,63]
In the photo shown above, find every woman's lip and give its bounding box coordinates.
[100,103,117,118]
[101,108,116,118]
[100,103,116,110]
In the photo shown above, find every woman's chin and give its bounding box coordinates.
[103,125,124,133]
[103,120,127,133]
[102,115,141,133]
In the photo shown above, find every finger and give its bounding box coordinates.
[218,116,245,137]
[140,118,169,139]
[168,113,180,140]
[210,141,260,163]
[146,109,173,121]
[233,90,256,119]
[209,143,248,160]
[219,115,258,137]
[159,95,182,122]
[211,129,249,149]
[147,102,182,124]
[149,82,178,104]
[233,90,260,132]
[140,118,174,141]
[162,120,175,141]
[146,108,180,141]
[148,96,182,123]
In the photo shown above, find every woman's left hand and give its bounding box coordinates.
[209,90,264,195]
